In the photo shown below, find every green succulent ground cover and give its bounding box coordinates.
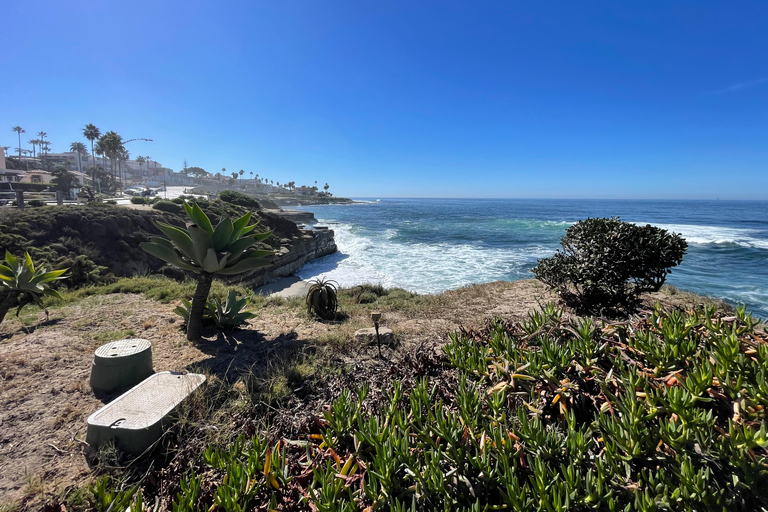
[87,304,768,512]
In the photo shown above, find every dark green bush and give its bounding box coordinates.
[27,199,47,208]
[532,217,687,314]
[105,200,117,205]
[219,189,260,209]
[130,196,146,204]
[152,200,181,213]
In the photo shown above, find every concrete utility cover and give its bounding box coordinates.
[86,371,206,455]
[354,327,396,345]
[90,339,154,393]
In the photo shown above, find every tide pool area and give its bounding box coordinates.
[294,198,768,318]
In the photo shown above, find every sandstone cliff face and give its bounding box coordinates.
[235,228,337,288]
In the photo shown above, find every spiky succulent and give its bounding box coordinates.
[210,290,256,329]
[306,277,339,320]
[141,201,274,340]
[140,201,273,275]
[0,251,67,324]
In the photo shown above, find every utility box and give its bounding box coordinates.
[89,339,154,394]
[86,371,206,455]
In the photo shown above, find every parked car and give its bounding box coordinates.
[0,182,14,205]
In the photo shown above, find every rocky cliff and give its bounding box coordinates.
[0,202,337,289]
[236,228,337,287]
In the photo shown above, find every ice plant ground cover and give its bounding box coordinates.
[94,303,768,511]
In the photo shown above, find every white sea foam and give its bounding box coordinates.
[296,223,554,294]
[647,223,768,250]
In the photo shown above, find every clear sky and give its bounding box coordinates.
[2,1,766,199]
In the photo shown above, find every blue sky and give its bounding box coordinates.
[2,1,766,199]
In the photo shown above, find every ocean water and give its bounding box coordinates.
[294,199,768,318]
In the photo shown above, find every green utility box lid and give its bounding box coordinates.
[86,371,206,455]
[90,339,154,393]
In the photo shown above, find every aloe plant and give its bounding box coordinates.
[140,201,273,340]
[306,277,339,320]
[0,251,67,325]
[211,290,256,329]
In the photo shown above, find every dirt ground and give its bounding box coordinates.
[0,279,717,508]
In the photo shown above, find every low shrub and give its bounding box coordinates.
[532,217,687,315]
[26,199,46,208]
[105,200,117,205]
[219,189,260,209]
[130,196,146,204]
[152,200,181,213]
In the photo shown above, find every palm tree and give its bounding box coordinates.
[118,146,130,186]
[324,182,329,192]
[250,171,254,180]
[40,141,51,169]
[239,169,244,177]
[28,139,37,159]
[98,131,123,180]
[37,131,48,166]
[83,124,101,182]
[94,140,105,170]
[11,126,25,159]
[136,155,146,177]
[70,142,88,173]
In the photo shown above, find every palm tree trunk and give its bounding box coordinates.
[90,141,96,185]
[187,272,213,340]
[0,292,18,326]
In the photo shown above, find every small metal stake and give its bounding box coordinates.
[371,311,382,358]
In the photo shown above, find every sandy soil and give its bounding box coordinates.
[0,279,713,508]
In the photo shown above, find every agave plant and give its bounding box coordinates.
[141,201,273,340]
[0,252,67,325]
[306,277,339,320]
[210,290,256,329]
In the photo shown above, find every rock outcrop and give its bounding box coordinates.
[235,228,337,288]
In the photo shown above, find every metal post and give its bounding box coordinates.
[16,190,24,209]
[374,321,382,358]
[56,190,63,206]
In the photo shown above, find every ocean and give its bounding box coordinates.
[294,199,768,318]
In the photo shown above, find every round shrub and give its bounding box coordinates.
[532,217,687,315]
[219,190,260,209]
[130,196,146,204]
[152,200,182,213]
[105,200,118,205]
[27,199,47,208]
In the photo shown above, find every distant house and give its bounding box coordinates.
[20,170,88,186]
[20,170,53,184]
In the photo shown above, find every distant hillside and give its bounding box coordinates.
[0,201,303,288]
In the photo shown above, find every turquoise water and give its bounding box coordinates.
[295,199,768,318]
